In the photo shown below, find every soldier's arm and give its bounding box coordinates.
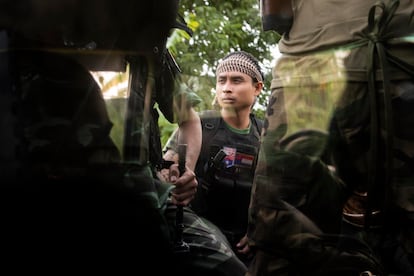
[164,108,200,206]
[161,108,201,181]
[172,83,202,172]
[160,88,201,205]
[176,107,201,172]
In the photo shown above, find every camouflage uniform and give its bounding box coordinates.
[164,206,248,276]
[248,0,414,275]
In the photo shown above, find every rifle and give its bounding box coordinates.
[174,143,190,254]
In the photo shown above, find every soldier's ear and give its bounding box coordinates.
[254,82,263,95]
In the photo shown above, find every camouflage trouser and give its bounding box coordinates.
[165,205,247,276]
[247,49,414,275]
[331,79,414,274]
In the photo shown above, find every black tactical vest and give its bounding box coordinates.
[191,110,263,241]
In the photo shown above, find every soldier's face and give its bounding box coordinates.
[216,71,260,111]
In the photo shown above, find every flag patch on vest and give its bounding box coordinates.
[223,146,254,169]
[235,152,254,168]
[223,146,236,168]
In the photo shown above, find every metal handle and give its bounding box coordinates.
[174,144,190,254]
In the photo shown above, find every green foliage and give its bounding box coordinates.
[170,0,280,107]
[160,0,281,146]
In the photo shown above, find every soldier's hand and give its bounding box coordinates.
[158,168,170,182]
[169,163,198,206]
[236,234,252,256]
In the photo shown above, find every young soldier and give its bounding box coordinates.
[163,50,264,265]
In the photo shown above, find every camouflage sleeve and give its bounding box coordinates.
[172,83,202,124]
[175,82,202,108]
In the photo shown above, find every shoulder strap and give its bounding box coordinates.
[250,113,264,138]
[193,110,222,177]
[200,110,222,145]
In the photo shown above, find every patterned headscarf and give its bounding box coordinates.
[216,51,263,82]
